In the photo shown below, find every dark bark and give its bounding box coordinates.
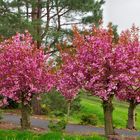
[57,14,61,31]
[32,95,42,115]
[56,0,61,31]
[31,0,42,114]
[25,0,29,21]
[41,0,50,39]
[103,95,115,136]
[127,100,137,130]
[66,101,71,122]
[20,96,31,129]
[31,0,42,49]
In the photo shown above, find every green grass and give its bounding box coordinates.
[69,94,140,130]
[0,130,106,140]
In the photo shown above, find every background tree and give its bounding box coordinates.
[41,89,81,117]
[56,52,80,119]
[0,0,105,46]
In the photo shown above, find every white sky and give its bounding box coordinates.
[103,0,140,32]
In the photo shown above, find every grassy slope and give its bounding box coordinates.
[70,95,140,130]
[0,130,106,140]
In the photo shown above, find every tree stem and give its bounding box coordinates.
[102,95,115,136]
[67,101,71,122]
[21,98,31,129]
[127,100,137,130]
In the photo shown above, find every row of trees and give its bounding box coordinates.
[0,0,105,114]
[0,0,139,137]
[0,24,139,137]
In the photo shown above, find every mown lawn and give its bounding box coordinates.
[70,95,140,130]
[0,130,106,140]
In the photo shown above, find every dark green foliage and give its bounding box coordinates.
[0,0,30,38]
[0,0,105,43]
[48,119,67,132]
[0,96,18,109]
[41,90,67,115]
[5,98,19,109]
[82,0,105,26]
[0,13,26,38]
[51,110,65,117]
[80,114,98,126]
[57,0,96,11]
[111,24,119,43]
[71,95,81,113]
[41,90,81,116]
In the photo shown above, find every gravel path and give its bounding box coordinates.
[2,113,140,137]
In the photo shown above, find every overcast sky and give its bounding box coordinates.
[103,0,140,32]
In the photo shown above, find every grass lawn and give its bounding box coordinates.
[0,130,107,140]
[70,94,140,130]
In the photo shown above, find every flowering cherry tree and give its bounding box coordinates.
[76,27,119,136]
[0,32,55,129]
[56,48,81,118]
[56,26,118,135]
[116,26,140,130]
[56,25,140,136]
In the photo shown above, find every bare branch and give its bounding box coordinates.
[60,22,82,26]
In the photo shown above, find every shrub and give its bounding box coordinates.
[52,110,65,117]
[0,96,19,109]
[48,119,67,132]
[6,98,19,109]
[80,114,98,126]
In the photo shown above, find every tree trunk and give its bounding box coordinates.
[31,0,42,49]
[66,101,71,122]
[32,95,42,115]
[103,95,115,136]
[31,0,42,114]
[127,100,137,130]
[21,99,31,129]
[25,0,29,21]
